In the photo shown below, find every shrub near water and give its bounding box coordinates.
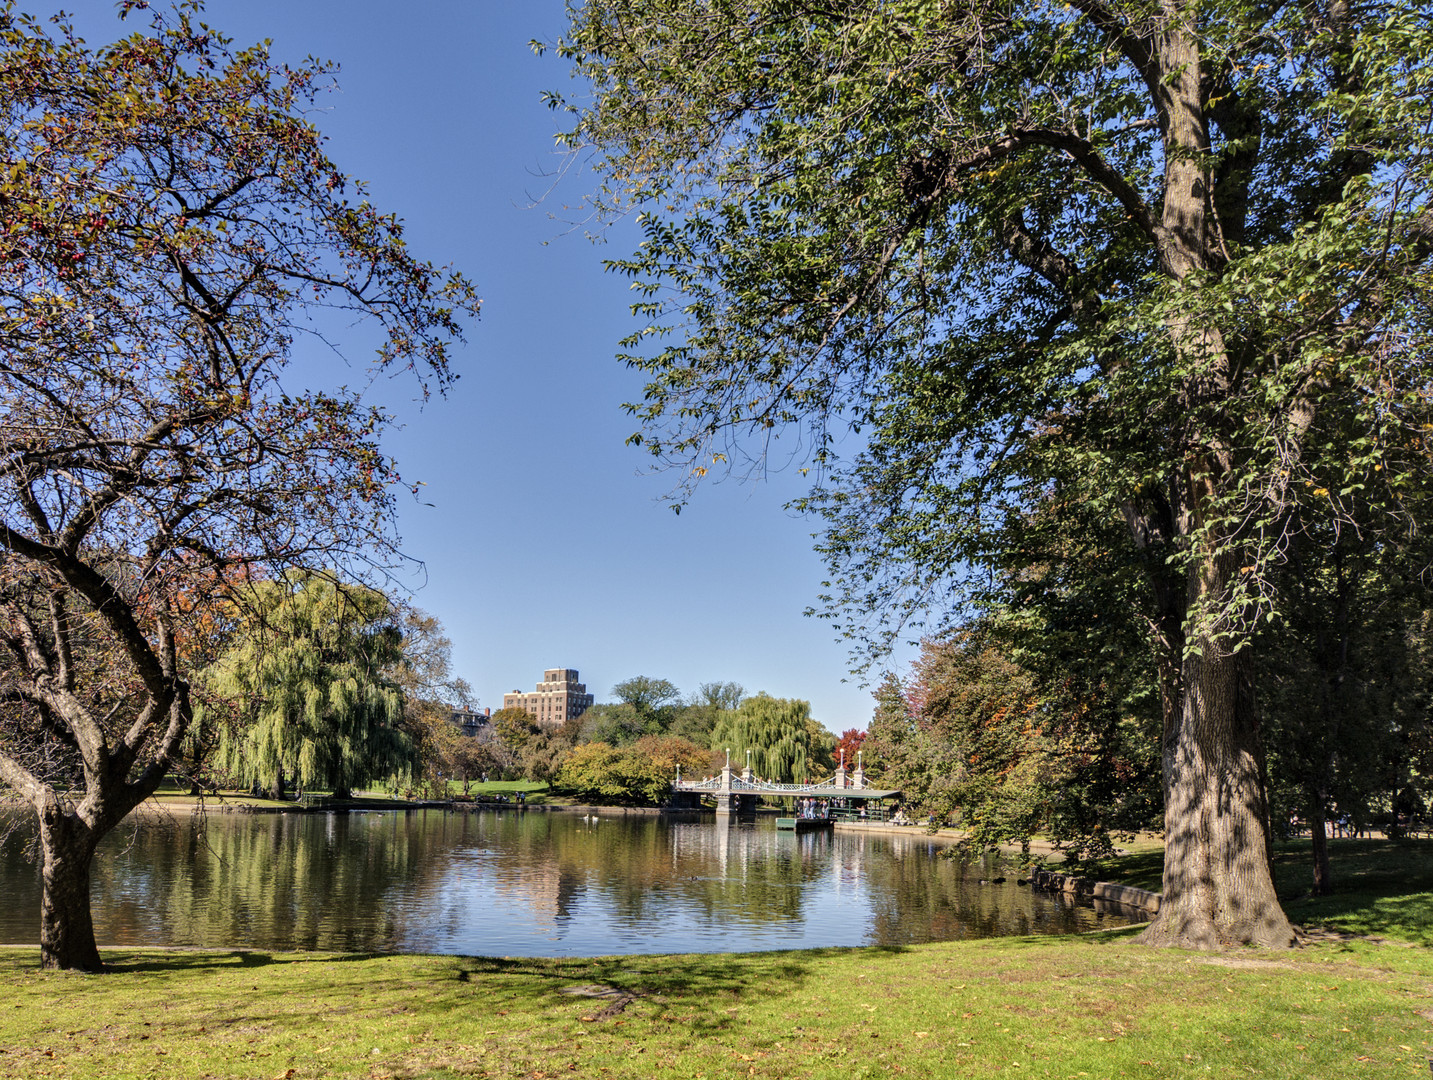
[0,934,1428,1080]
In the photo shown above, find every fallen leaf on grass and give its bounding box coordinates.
[914,1032,929,1039]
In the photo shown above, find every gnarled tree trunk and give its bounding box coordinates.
[37,805,104,972]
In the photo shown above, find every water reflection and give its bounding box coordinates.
[0,809,1139,956]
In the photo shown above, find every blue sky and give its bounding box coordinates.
[58,0,919,732]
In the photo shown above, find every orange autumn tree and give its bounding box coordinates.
[866,630,1158,862]
[0,4,478,971]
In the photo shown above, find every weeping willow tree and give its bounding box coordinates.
[710,694,834,783]
[207,574,413,800]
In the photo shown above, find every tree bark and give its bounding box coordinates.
[1140,553,1296,948]
[37,806,103,972]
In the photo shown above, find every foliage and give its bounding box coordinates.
[832,727,865,771]
[550,0,1433,947]
[490,708,541,751]
[574,702,653,746]
[709,693,834,783]
[575,676,747,747]
[390,606,475,797]
[205,573,413,800]
[693,681,745,712]
[611,676,682,714]
[1259,531,1433,889]
[873,631,1157,861]
[434,728,498,795]
[0,2,476,969]
[555,735,709,805]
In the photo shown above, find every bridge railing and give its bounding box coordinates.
[674,775,845,793]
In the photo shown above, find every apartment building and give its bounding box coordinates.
[503,668,595,731]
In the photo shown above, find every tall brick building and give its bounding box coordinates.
[503,668,595,731]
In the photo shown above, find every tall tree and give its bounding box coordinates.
[389,605,475,797]
[552,0,1433,946]
[0,5,477,970]
[611,675,682,715]
[710,693,834,783]
[694,681,745,712]
[207,573,414,801]
[556,734,710,806]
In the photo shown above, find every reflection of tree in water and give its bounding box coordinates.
[89,810,458,950]
[546,815,820,928]
[858,839,1136,945]
[0,809,1141,952]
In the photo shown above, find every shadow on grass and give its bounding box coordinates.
[1080,849,1164,892]
[99,948,393,974]
[450,946,912,1033]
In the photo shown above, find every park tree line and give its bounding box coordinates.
[442,677,841,807]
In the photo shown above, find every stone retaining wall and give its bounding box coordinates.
[1029,869,1162,915]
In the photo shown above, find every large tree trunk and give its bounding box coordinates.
[38,806,103,972]
[1140,554,1296,949]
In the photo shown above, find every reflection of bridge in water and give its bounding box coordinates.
[671,757,901,816]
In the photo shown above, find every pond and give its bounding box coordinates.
[0,808,1142,956]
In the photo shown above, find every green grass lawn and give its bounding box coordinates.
[1,932,1427,1080]
[1080,837,1433,947]
[134,781,558,811]
[455,780,553,804]
[3,833,1429,1078]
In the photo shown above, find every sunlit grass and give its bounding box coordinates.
[2,935,1428,1080]
[1073,835,1433,947]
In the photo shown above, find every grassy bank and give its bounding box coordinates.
[133,780,557,813]
[1,932,1428,1080]
[1084,838,1433,947]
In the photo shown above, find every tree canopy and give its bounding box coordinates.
[557,735,710,805]
[710,693,834,783]
[206,573,413,801]
[553,0,1433,948]
[0,3,477,969]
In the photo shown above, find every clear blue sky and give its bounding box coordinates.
[57,0,919,732]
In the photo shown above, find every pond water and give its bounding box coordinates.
[0,808,1141,956]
